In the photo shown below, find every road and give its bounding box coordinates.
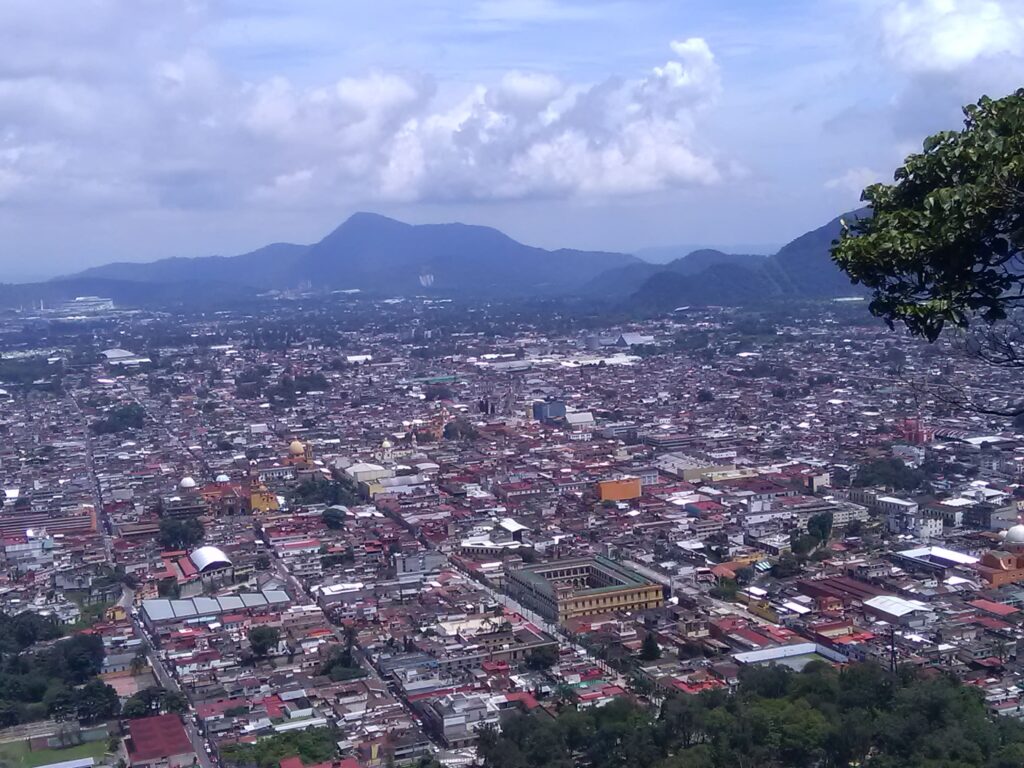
[131,612,215,768]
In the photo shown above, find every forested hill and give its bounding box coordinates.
[624,210,871,310]
[477,661,1024,768]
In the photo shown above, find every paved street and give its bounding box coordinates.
[130,613,215,768]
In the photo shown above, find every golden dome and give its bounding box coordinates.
[289,440,306,456]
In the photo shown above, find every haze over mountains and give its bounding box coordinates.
[3,209,866,309]
[70,213,638,299]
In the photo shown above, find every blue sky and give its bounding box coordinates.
[1,0,1023,279]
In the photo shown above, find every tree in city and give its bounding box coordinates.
[807,511,834,544]
[122,687,188,718]
[157,516,205,550]
[525,645,558,671]
[639,633,662,662]
[255,554,271,571]
[322,506,346,530]
[248,626,280,657]
[73,680,120,724]
[476,661,1024,768]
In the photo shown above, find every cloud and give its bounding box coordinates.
[824,167,883,197]
[0,11,726,212]
[377,37,724,201]
[881,0,1024,74]
[854,0,1024,142]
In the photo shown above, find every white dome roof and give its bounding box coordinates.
[1005,524,1024,545]
[189,545,232,573]
[215,474,230,483]
[179,476,197,490]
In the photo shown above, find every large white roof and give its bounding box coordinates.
[190,545,232,573]
[864,594,930,617]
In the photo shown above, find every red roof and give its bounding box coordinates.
[968,599,1020,618]
[127,714,194,761]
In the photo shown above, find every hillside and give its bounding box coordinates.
[582,249,767,298]
[627,210,867,310]
[67,212,638,299]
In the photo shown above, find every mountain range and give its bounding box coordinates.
[2,209,867,309]
[69,212,638,298]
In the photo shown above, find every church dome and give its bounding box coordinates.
[1004,524,1024,545]
[289,440,306,456]
[382,438,393,448]
[179,476,197,490]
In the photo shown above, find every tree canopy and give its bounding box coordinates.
[832,89,1024,342]
[0,632,110,726]
[248,626,280,657]
[157,516,205,550]
[477,661,1024,768]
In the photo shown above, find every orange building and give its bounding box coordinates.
[598,477,642,502]
[977,524,1024,586]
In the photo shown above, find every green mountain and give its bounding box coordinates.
[627,210,867,310]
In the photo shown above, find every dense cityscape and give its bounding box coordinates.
[0,291,1023,768]
[3,2,1024,767]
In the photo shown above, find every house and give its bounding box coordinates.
[125,714,196,768]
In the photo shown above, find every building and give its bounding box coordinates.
[978,524,1024,587]
[418,692,501,748]
[125,714,195,768]
[505,556,663,624]
[598,477,642,502]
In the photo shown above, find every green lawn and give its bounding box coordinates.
[0,739,109,768]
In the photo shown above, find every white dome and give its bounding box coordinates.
[179,476,197,490]
[382,438,393,448]
[215,474,230,483]
[1004,524,1024,545]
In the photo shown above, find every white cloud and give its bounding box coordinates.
[824,167,883,197]
[0,10,727,212]
[371,37,723,201]
[881,0,1024,74]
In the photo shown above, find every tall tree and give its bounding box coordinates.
[832,89,1024,343]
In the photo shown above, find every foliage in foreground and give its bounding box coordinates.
[832,89,1024,341]
[477,662,1024,768]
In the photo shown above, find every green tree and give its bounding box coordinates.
[322,506,346,530]
[640,633,662,662]
[73,680,120,724]
[122,696,151,718]
[832,89,1024,342]
[807,511,833,543]
[525,645,558,670]
[248,626,280,657]
[157,516,205,550]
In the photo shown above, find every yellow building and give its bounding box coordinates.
[506,556,663,624]
[250,482,280,514]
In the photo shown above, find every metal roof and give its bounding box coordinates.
[189,545,233,573]
[141,591,292,624]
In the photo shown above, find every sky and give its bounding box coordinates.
[2,0,1024,280]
